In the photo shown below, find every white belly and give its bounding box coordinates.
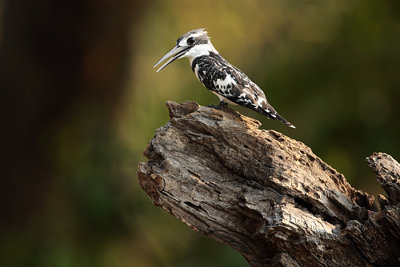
[211,91,238,105]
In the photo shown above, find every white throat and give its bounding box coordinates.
[184,42,218,65]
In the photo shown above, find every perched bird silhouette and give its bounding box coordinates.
[154,28,295,128]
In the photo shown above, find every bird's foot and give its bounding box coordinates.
[214,101,228,110]
[219,101,228,107]
[208,101,228,110]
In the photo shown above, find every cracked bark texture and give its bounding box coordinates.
[137,101,400,266]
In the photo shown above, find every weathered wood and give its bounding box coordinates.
[137,101,400,266]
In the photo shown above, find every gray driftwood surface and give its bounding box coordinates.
[137,101,400,266]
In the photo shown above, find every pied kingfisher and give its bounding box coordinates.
[153,28,295,128]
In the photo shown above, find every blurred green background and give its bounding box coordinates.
[1,0,399,266]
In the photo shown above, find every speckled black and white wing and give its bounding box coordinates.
[192,52,295,128]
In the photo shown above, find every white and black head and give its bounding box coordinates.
[154,28,217,72]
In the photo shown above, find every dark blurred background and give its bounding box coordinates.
[0,0,399,266]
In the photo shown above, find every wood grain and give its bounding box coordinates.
[138,101,400,266]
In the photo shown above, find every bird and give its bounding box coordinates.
[153,28,295,128]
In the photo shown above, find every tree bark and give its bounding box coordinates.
[137,101,400,266]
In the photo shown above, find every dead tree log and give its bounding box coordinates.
[137,101,400,266]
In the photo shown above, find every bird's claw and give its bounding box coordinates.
[207,102,227,110]
[208,101,228,110]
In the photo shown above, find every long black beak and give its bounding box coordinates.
[153,45,190,72]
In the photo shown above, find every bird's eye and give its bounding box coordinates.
[187,37,195,45]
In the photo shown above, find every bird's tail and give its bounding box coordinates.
[274,112,296,129]
[258,103,296,129]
